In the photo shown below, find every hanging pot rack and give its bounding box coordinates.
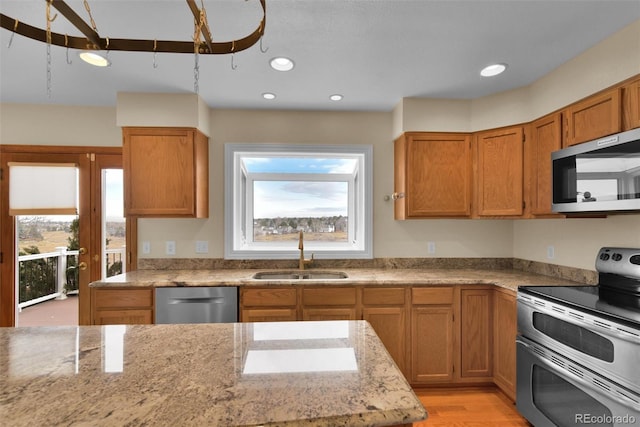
[0,0,267,55]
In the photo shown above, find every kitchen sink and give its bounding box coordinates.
[252,271,348,280]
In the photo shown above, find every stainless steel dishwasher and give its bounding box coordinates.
[155,287,238,324]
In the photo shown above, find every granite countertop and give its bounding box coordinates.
[90,267,586,292]
[1,320,426,427]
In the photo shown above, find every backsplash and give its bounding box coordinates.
[137,257,597,284]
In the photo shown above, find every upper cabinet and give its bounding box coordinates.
[564,88,622,147]
[123,127,209,218]
[473,126,524,217]
[623,77,640,131]
[394,132,472,219]
[529,113,563,217]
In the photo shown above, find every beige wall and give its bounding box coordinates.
[2,19,640,270]
[0,103,120,146]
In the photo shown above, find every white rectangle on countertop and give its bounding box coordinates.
[243,348,357,374]
[252,321,349,341]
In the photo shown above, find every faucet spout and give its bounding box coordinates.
[298,231,314,270]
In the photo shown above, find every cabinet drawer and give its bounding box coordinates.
[412,287,454,305]
[242,288,297,307]
[94,288,153,309]
[363,287,406,305]
[302,288,357,306]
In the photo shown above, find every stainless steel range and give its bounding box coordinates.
[516,247,640,427]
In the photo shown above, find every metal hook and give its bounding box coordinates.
[153,40,158,69]
[65,34,72,64]
[260,37,269,53]
[7,19,18,48]
[231,54,237,70]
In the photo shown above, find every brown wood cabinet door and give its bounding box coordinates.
[623,79,640,131]
[460,289,492,378]
[394,133,472,218]
[241,308,297,322]
[363,306,407,376]
[564,88,622,147]
[411,306,455,383]
[530,113,563,216]
[493,290,517,401]
[123,127,208,217]
[475,126,524,216]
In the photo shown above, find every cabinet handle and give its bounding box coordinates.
[392,192,405,201]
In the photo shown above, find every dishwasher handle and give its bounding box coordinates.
[168,297,227,304]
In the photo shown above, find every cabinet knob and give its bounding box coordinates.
[392,192,405,201]
[78,262,88,271]
[78,247,87,255]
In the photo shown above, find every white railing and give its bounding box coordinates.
[17,246,126,309]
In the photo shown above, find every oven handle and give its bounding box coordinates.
[516,336,640,411]
[518,295,639,343]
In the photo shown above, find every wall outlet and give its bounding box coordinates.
[427,241,436,255]
[142,241,151,255]
[166,241,176,255]
[195,240,209,254]
[547,245,555,259]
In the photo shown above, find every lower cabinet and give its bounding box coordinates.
[240,288,297,322]
[91,287,154,325]
[460,287,493,379]
[238,283,517,399]
[493,288,517,401]
[301,287,358,320]
[362,287,409,377]
[410,287,456,384]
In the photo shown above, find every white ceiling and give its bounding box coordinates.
[1,0,639,112]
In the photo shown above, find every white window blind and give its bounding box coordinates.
[8,162,78,215]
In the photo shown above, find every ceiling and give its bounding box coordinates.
[1,0,639,112]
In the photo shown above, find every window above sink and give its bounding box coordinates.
[224,144,373,260]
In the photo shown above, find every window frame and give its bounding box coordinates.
[224,143,373,260]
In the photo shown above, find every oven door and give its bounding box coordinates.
[517,293,640,395]
[516,336,640,427]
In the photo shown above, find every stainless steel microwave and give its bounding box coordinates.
[552,127,640,213]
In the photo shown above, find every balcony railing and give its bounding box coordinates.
[18,246,126,309]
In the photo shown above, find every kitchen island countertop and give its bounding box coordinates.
[89,267,588,292]
[1,320,426,426]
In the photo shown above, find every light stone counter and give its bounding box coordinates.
[0,321,426,426]
[89,267,589,292]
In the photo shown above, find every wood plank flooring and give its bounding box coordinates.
[413,387,531,426]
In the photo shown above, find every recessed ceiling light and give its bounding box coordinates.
[480,63,507,77]
[78,51,111,67]
[329,94,343,101]
[270,57,294,72]
[262,92,276,100]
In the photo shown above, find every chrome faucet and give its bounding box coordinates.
[298,231,314,270]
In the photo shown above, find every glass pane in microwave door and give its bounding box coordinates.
[576,179,618,202]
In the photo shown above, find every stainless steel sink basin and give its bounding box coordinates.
[252,271,348,280]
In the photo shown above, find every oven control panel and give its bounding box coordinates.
[596,247,640,278]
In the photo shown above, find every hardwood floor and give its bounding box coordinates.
[413,386,531,427]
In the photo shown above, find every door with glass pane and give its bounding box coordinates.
[0,147,122,327]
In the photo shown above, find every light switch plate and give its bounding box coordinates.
[142,241,151,254]
[166,241,176,255]
[195,240,209,254]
